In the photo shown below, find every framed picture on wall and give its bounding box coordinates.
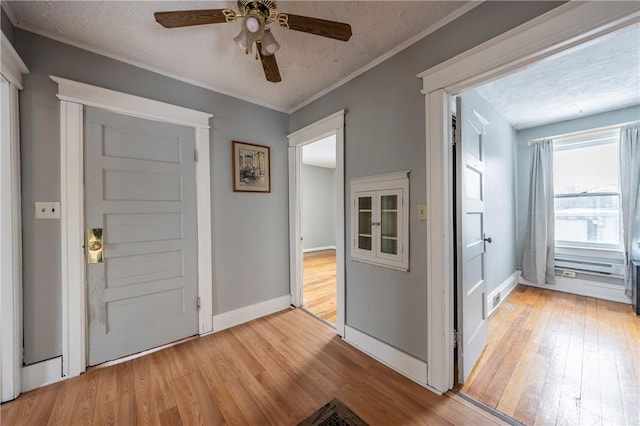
[232,141,271,193]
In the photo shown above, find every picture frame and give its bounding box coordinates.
[232,141,271,193]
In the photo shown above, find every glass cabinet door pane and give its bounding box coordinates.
[380,194,398,255]
[357,195,373,251]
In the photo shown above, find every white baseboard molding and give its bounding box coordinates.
[21,356,63,392]
[518,271,631,304]
[302,245,336,253]
[211,295,291,333]
[487,271,519,316]
[343,325,427,386]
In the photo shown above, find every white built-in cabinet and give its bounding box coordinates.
[350,171,409,271]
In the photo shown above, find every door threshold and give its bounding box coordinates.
[87,334,199,371]
[450,389,524,426]
[299,307,336,330]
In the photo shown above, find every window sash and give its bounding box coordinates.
[554,192,622,249]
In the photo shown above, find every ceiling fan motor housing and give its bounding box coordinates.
[237,0,278,24]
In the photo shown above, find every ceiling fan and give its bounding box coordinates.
[154,0,353,83]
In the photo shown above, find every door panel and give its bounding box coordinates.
[456,97,489,383]
[85,107,198,366]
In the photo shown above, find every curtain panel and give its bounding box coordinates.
[620,124,640,297]
[522,139,555,285]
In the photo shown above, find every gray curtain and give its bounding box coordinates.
[522,139,555,285]
[620,124,640,297]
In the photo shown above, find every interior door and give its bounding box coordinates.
[455,97,488,383]
[85,107,199,366]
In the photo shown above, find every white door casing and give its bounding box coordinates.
[420,2,640,393]
[53,76,213,378]
[455,97,488,383]
[287,110,345,336]
[1,32,28,403]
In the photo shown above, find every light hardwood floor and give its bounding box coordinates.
[459,284,640,426]
[1,308,506,425]
[303,249,337,324]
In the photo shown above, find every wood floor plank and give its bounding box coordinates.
[597,299,627,426]
[172,370,225,425]
[1,308,514,426]
[460,285,639,426]
[577,296,603,426]
[303,249,337,323]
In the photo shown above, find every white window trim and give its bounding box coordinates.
[1,31,28,403]
[287,110,346,336]
[419,2,639,394]
[52,76,213,380]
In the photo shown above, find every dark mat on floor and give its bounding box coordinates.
[297,398,368,426]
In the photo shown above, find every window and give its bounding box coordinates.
[351,171,409,271]
[553,129,622,250]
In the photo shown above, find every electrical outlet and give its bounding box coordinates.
[417,204,427,220]
[34,202,61,219]
[561,270,576,278]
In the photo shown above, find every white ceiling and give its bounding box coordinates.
[302,135,335,168]
[474,23,640,130]
[4,1,473,112]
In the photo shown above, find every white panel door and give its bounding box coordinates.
[456,97,488,383]
[85,107,198,366]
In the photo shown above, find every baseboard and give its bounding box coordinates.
[211,295,291,333]
[518,271,631,304]
[487,271,519,316]
[343,325,427,386]
[303,245,336,253]
[21,356,63,392]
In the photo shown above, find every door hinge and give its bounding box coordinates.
[453,330,459,348]
[196,297,201,310]
[194,150,199,162]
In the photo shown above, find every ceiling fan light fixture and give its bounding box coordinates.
[233,30,252,54]
[241,14,265,41]
[261,29,280,56]
[245,15,261,33]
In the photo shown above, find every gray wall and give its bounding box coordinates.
[302,164,336,250]
[1,7,14,44]
[289,1,563,361]
[15,29,290,365]
[515,105,640,271]
[459,90,518,296]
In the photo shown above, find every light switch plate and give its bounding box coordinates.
[35,202,61,219]
[418,204,427,220]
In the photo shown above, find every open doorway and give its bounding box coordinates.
[287,110,346,336]
[452,22,639,425]
[301,136,338,325]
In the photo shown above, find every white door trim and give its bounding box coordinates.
[53,76,213,379]
[1,31,28,402]
[419,2,640,393]
[287,110,346,336]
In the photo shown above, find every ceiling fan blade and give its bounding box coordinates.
[258,48,282,83]
[154,9,234,28]
[279,14,352,41]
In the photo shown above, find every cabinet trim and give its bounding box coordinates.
[351,171,409,271]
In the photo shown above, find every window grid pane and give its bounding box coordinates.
[553,136,621,247]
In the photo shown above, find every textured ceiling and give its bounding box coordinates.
[5,1,472,112]
[475,23,640,130]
